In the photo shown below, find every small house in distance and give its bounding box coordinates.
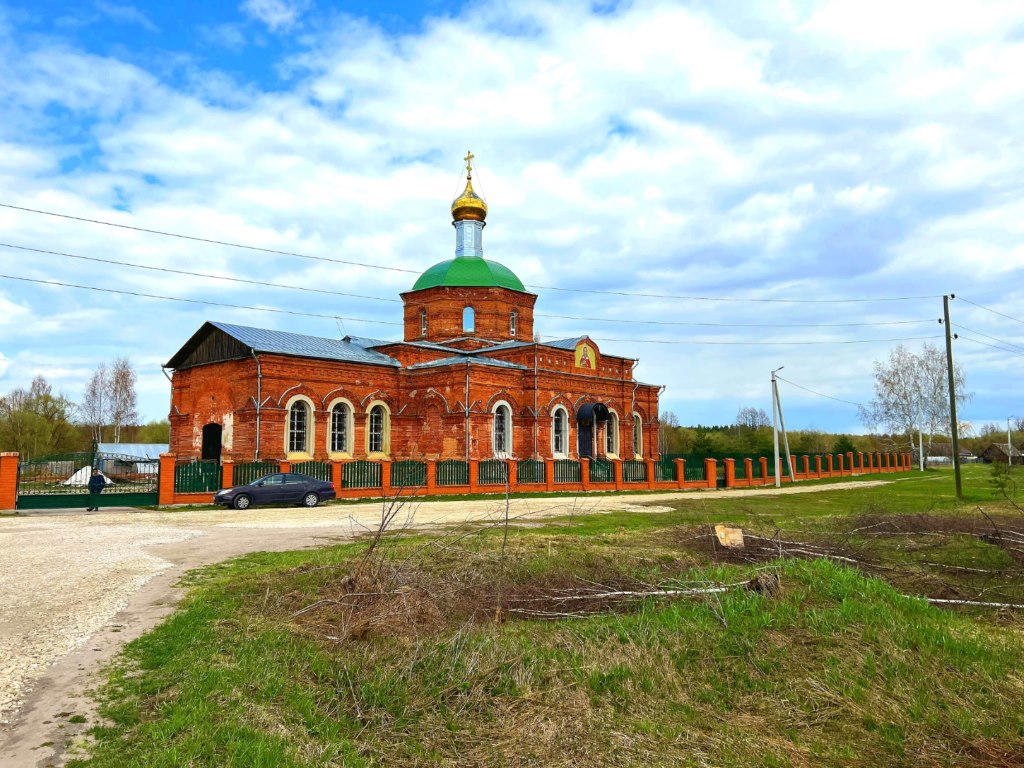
[980,443,1022,465]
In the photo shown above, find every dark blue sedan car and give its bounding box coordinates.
[214,472,337,510]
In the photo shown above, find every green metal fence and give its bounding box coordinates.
[589,458,614,483]
[291,460,332,482]
[17,451,95,497]
[392,460,426,488]
[436,459,469,486]
[655,457,676,482]
[174,460,221,493]
[517,459,545,484]
[623,460,647,483]
[733,459,747,480]
[343,460,382,489]
[234,460,279,485]
[553,459,581,484]
[684,462,706,482]
[478,459,508,485]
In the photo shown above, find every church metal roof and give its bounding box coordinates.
[410,257,527,292]
[406,356,528,371]
[165,322,401,369]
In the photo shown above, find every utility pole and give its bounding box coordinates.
[771,366,783,488]
[1011,416,1017,466]
[942,294,962,498]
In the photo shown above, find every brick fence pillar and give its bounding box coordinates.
[802,455,810,476]
[279,460,291,473]
[581,458,591,491]
[615,459,626,490]
[759,457,769,485]
[646,459,657,490]
[744,458,754,486]
[847,452,855,475]
[705,458,717,489]
[0,452,19,511]
[874,452,881,472]
[158,452,176,507]
[332,460,343,494]
[381,460,392,495]
[814,455,823,478]
[836,454,844,474]
[507,459,517,489]
[470,459,480,493]
[221,459,234,490]
[674,459,685,489]
[724,458,736,488]
[545,458,555,492]
[826,454,834,476]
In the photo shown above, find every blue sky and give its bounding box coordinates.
[1,0,1022,436]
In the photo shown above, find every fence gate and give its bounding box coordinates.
[17,449,160,510]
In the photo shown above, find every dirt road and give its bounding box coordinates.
[0,481,889,766]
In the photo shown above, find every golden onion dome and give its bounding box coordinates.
[451,151,488,222]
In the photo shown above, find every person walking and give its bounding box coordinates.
[87,468,105,511]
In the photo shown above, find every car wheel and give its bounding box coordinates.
[233,494,252,510]
[302,492,319,508]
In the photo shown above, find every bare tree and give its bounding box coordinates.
[81,364,109,444]
[109,357,138,444]
[736,406,770,430]
[859,343,969,452]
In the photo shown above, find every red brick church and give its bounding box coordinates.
[165,155,663,464]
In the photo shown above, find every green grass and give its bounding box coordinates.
[73,464,1024,767]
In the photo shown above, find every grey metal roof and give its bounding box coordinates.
[543,337,587,350]
[97,443,168,459]
[346,336,464,354]
[407,356,528,371]
[209,322,401,367]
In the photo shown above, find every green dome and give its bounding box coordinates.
[412,257,526,292]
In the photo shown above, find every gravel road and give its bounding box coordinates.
[0,480,890,766]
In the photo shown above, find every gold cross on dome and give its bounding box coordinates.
[464,150,475,177]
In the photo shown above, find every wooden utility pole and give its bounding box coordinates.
[942,294,962,499]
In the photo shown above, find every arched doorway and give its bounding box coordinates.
[201,422,222,462]
[576,403,610,459]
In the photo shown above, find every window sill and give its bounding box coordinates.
[328,452,353,461]
[286,452,313,461]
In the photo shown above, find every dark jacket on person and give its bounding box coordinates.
[88,473,106,494]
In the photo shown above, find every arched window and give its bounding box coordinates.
[510,310,518,337]
[463,306,475,333]
[419,309,427,337]
[330,402,350,454]
[367,403,389,455]
[605,411,619,456]
[493,403,512,457]
[552,406,569,457]
[288,400,310,454]
[632,413,643,458]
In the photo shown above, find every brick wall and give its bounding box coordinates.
[399,285,537,344]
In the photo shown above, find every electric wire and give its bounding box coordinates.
[774,375,864,408]
[0,201,942,304]
[0,274,403,326]
[0,241,937,329]
[0,242,403,303]
[952,323,1024,355]
[0,272,947,345]
[957,334,1024,358]
[583,334,943,346]
[957,296,1024,326]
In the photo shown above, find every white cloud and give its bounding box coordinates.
[240,0,310,31]
[0,0,1022,430]
[95,2,158,32]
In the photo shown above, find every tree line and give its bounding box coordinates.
[0,357,168,458]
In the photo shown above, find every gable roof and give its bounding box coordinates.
[166,322,401,369]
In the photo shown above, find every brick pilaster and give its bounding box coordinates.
[0,452,19,511]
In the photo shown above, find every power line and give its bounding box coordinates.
[775,375,864,408]
[584,334,943,346]
[0,274,403,326]
[957,333,1024,358]
[0,242,403,303]
[0,240,935,330]
[0,202,421,275]
[0,271,947,345]
[536,311,933,329]
[957,296,1024,326]
[953,323,1024,355]
[0,201,943,304]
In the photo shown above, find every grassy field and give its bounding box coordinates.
[72,465,1024,767]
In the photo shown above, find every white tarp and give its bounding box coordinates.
[62,467,114,487]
